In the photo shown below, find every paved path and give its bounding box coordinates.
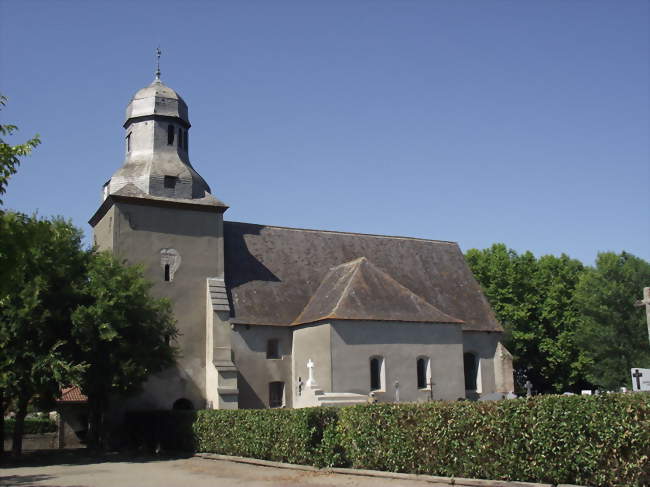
[1,455,444,487]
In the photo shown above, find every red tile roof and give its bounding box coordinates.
[57,386,87,403]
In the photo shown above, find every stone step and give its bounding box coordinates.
[316,392,368,406]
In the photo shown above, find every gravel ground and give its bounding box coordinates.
[0,453,444,487]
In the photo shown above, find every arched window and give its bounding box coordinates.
[266,339,280,359]
[167,124,175,145]
[464,353,479,391]
[417,357,430,389]
[172,398,194,410]
[164,264,170,282]
[370,356,385,391]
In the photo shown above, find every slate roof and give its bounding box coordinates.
[292,257,463,326]
[223,222,502,332]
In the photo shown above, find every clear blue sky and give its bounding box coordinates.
[1,0,648,264]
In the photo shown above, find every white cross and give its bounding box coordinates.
[634,287,650,346]
[524,380,533,397]
[306,358,317,387]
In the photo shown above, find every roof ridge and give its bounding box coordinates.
[292,258,360,325]
[224,220,458,245]
[331,258,365,316]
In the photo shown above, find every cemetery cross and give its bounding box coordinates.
[524,380,533,397]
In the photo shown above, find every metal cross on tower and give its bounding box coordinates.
[634,287,650,346]
[155,47,162,80]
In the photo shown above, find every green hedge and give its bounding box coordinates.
[193,407,338,465]
[4,417,57,435]
[126,394,650,486]
[336,394,650,486]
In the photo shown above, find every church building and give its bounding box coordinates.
[89,71,514,411]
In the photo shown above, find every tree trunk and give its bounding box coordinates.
[86,396,105,450]
[0,389,5,458]
[11,393,29,457]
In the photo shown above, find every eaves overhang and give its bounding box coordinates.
[89,187,228,228]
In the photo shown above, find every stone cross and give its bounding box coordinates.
[306,359,317,387]
[634,287,650,346]
[394,379,400,403]
[428,378,435,401]
[632,369,643,390]
[524,380,533,397]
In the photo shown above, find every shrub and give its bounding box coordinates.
[336,394,650,486]
[124,394,649,486]
[193,407,338,465]
[4,417,57,435]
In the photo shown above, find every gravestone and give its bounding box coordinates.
[524,380,533,397]
[630,368,650,391]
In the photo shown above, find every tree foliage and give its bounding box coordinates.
[467,245,650,393]
[574,251,650,390]
[465,244,590,393]
[0,217,178,454]
[0,213,88,454]
[72,252,177,448]
[0,95,40,205]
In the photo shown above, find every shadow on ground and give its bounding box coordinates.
[0,448,193,469]
[0,474,57,486]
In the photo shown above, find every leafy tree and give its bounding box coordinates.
[0,95,40,205]
[0,213,88,455]
[71,252,178,449]
[574,251,650,390]
[465,244,590,393]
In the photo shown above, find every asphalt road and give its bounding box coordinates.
[1,455,444,487]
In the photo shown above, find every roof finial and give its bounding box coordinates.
[155,47,161,81]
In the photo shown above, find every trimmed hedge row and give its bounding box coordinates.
[126,407,337,465]
[126,394,650,486]
[4,417,57,435]
[336,394,650,486]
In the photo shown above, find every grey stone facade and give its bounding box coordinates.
[90,76,514,413]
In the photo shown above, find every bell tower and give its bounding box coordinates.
[89,53,235,411]
[106,51,211,200]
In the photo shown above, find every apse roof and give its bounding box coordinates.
[223,222,502,332]
[292,257,463,325]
